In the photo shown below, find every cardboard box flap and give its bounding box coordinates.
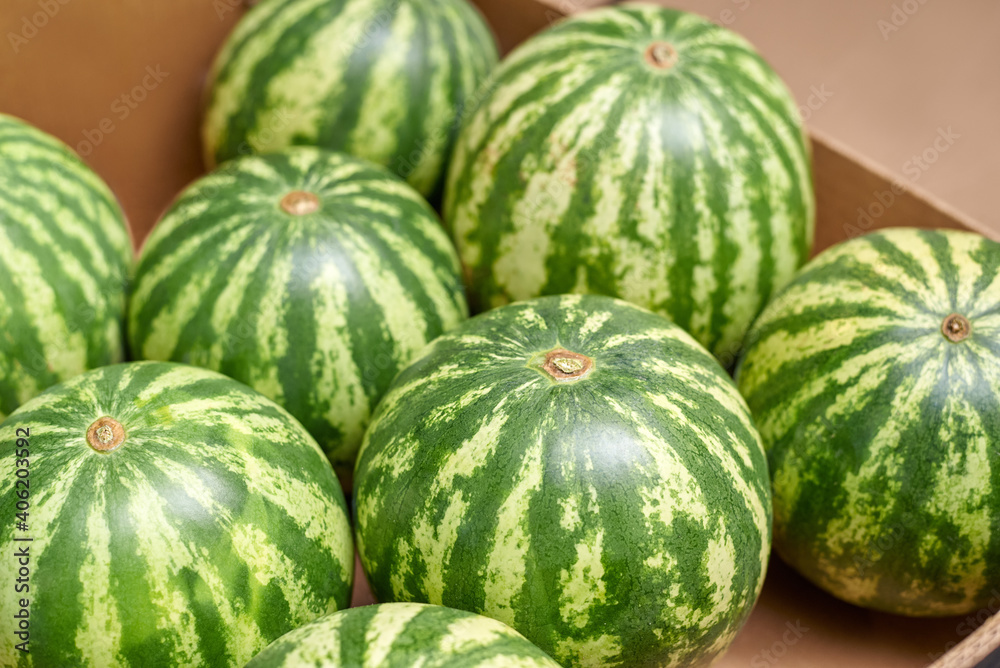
[474,0,565,54]
[812,127,997,252]
[931,613,1000,668]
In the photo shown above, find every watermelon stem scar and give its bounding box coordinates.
[535,348,593,382]
[942,313,971,342]
[645,42,678,70]
[87,416,126,452]
[280,190,320,216]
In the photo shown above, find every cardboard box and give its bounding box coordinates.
[0,0,996,665]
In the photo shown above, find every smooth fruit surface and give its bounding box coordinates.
[247,603,561,667]
[0,113,131,419]
[128,148,467,474]
[736,227,1000,616]
[0,361,354,667]
[203,0,499,199]
[355,295,771,667]
[444,4,814,360]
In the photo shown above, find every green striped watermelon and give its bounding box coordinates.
[735,227,1000,616]
[127,148,467,476]
[247,603,562,667]
[0,361,353,667]
[444,4,815,360]
[202,0,499,199]
[0,113,131,420]
[354,294,771,667]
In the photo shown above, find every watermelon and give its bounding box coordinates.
[127,147,467,476]
[354,294,772,667]
[0,113,131,420]
[0,361,354,666]
[735,227,1000,616]
[443,4,815,360]
[247,602,562,667]
[202,0,499,200]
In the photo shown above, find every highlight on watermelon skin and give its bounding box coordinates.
[202,0,500,201]
[127,147,468,479]
[737,227,1000,618]
[355,294,772,668]
[246,603,562,667]
[0,113,133,421]
[444,4,815,362]
[0,361,354,667]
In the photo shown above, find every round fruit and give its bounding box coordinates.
[202,0,499,199]
[128,148,467,476]
[0,361,353,667]
[735,227,1000,616]
[0,113,131,420]
[444,5,814,360]
[247,603,562,667]
[354,295,771,667]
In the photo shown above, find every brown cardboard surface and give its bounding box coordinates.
[0,0,996,665]
[811,128,997,252]
[473,0,565,54]
[0,0,245,247]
